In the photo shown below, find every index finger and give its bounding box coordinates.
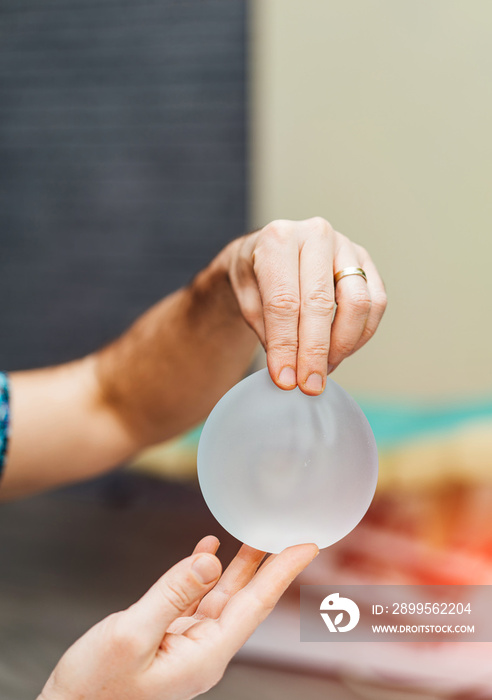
[253,221,300,390]
[195,544,266,620]
[214,543,318,656]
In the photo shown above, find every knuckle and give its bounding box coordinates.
[302,287,335,315]
[240,299,262,324]
[202,661,226,693]
[334,231,351,250]
[108,613,141,656]
[214,666,226,687]
[264,291,300,316]
[308,216,330,234]
[373,291,388,313]
[243,588,275,616]
[263,219,290,243]
[347,291,372,315]
[255,589,277,615]
[164,580,193,614]
[332,337,356,357]
[266,337,299,355]
[360,321,377,341]
[302,343,330,360]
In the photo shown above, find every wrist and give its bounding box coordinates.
[82,353,142,457]
[187,239,241,322]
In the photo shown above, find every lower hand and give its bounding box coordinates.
[39,536,318,700]
[227,217,387,395]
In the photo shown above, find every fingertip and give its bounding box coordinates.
[191,553,222,585]
[300,372,325,396]
[277,366,297,390]
[203,534,221,551]
[281,542,319,558]
[294,542,320,568]
[193,534,221,555]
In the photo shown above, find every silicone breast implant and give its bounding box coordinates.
[197,368,378,553]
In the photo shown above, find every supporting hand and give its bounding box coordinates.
[39,536,318,700]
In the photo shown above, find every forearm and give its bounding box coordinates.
[3,357,135,499]
[95,241,258,448]
[1,243,258,500]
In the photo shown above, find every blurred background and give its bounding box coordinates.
[1,0,492,698]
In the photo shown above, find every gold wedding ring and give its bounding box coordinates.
[334,267,367,284]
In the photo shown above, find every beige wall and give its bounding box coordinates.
[249,0,492,399]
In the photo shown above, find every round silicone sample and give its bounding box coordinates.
[197,368,378,553]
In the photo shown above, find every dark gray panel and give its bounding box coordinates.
[0,0,247,369]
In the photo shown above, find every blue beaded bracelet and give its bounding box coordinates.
[0,372,9,480]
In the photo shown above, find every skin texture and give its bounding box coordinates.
[38,536,319,700]
[2,217,386,500]
[228,217,387,393]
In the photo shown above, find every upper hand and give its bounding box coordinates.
[39,536,318,700]
[227,217,387,395]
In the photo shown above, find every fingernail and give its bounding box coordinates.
[192,554,221,584]
[305,373,323,393]
[327,364,335,374]
[278,367,297,387]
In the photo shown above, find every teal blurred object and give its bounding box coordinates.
[358,397,492,448]
[185,397,492,451]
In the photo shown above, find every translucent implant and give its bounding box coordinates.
[197,369,378,553]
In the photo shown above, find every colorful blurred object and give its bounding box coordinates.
[132,391,492,578]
